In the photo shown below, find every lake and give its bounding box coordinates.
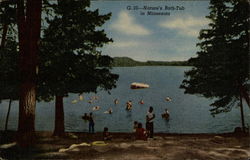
[0,66,249,133]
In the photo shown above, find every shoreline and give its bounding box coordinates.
[1,130,247,137]
[1,130,248,142]
[1,131,249,160]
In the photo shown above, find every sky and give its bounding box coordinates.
[90,1,210,61]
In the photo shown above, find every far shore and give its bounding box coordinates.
[0,131,249,160]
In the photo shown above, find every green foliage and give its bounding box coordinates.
[180,0,249,115]
[0,40,19,100]
[0,0,118,102]
[112,57,143,67]
[0,2,19,101]
[0,1,16,27]
[38,0,118,100]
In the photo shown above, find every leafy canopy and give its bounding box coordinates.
[0,2,19,101]
[180,0,249,115]
[0,0,118,102]
[38,0,118,100]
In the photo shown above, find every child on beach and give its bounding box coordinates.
[103,127,112,140]
[133,121,138,132]
[135,123,147,140]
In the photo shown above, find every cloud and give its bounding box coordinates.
[111,10,151,36]
[159,16,209,37]
[111,41,140,48]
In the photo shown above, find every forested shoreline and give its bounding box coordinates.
[112,57,191,67]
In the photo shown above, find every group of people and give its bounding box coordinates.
[102,106,157,141]
[132,106,156,140]
[82,96,171,140]
[82,112,95,133]
[82,106,156,140]
[82,113,112,140]
[125,99,145,110]
[90,99,136,114]
[86,97,171,116]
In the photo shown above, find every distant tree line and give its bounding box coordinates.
[112,57,191,67]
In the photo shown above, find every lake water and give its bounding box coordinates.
[0,66,249,133]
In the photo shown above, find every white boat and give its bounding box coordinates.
[130,82,149,89]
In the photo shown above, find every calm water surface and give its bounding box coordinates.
[0,66,249,133]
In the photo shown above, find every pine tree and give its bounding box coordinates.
[180,0,249,120]
[39,0,118,136]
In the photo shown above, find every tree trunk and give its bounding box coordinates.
[17,0,42,146]
[239,93,245,132]
[53,96,65,136]
[4,99,12,131]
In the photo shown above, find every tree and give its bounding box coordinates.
[16,0,42,146]
[0,1,18,131]
[0,0,118,139]
[39,0,118,136]
[180,0,249,130]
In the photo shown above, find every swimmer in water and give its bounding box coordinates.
[139,99,144,104]
[114,99,119,105]
[93,106,100,111]
[108,108,113,114]
[162,108,170,119]
[104,108,113,114]
[165,97,172,102]
[88,100,93,104]
[126,100,132,110]
[82,113,89,121]
[72,99,78,104]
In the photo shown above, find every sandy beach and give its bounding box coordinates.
[0,131,249,160]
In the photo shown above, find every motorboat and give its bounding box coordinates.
[130,82,149,89]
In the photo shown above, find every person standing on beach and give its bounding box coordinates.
[103,127,112,140]
[89,112,95,133]
[146,106,155,138]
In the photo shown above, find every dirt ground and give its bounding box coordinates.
[0,132,249,160]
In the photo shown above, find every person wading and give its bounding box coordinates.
[146,106,155,138]
[89,112,95,133]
